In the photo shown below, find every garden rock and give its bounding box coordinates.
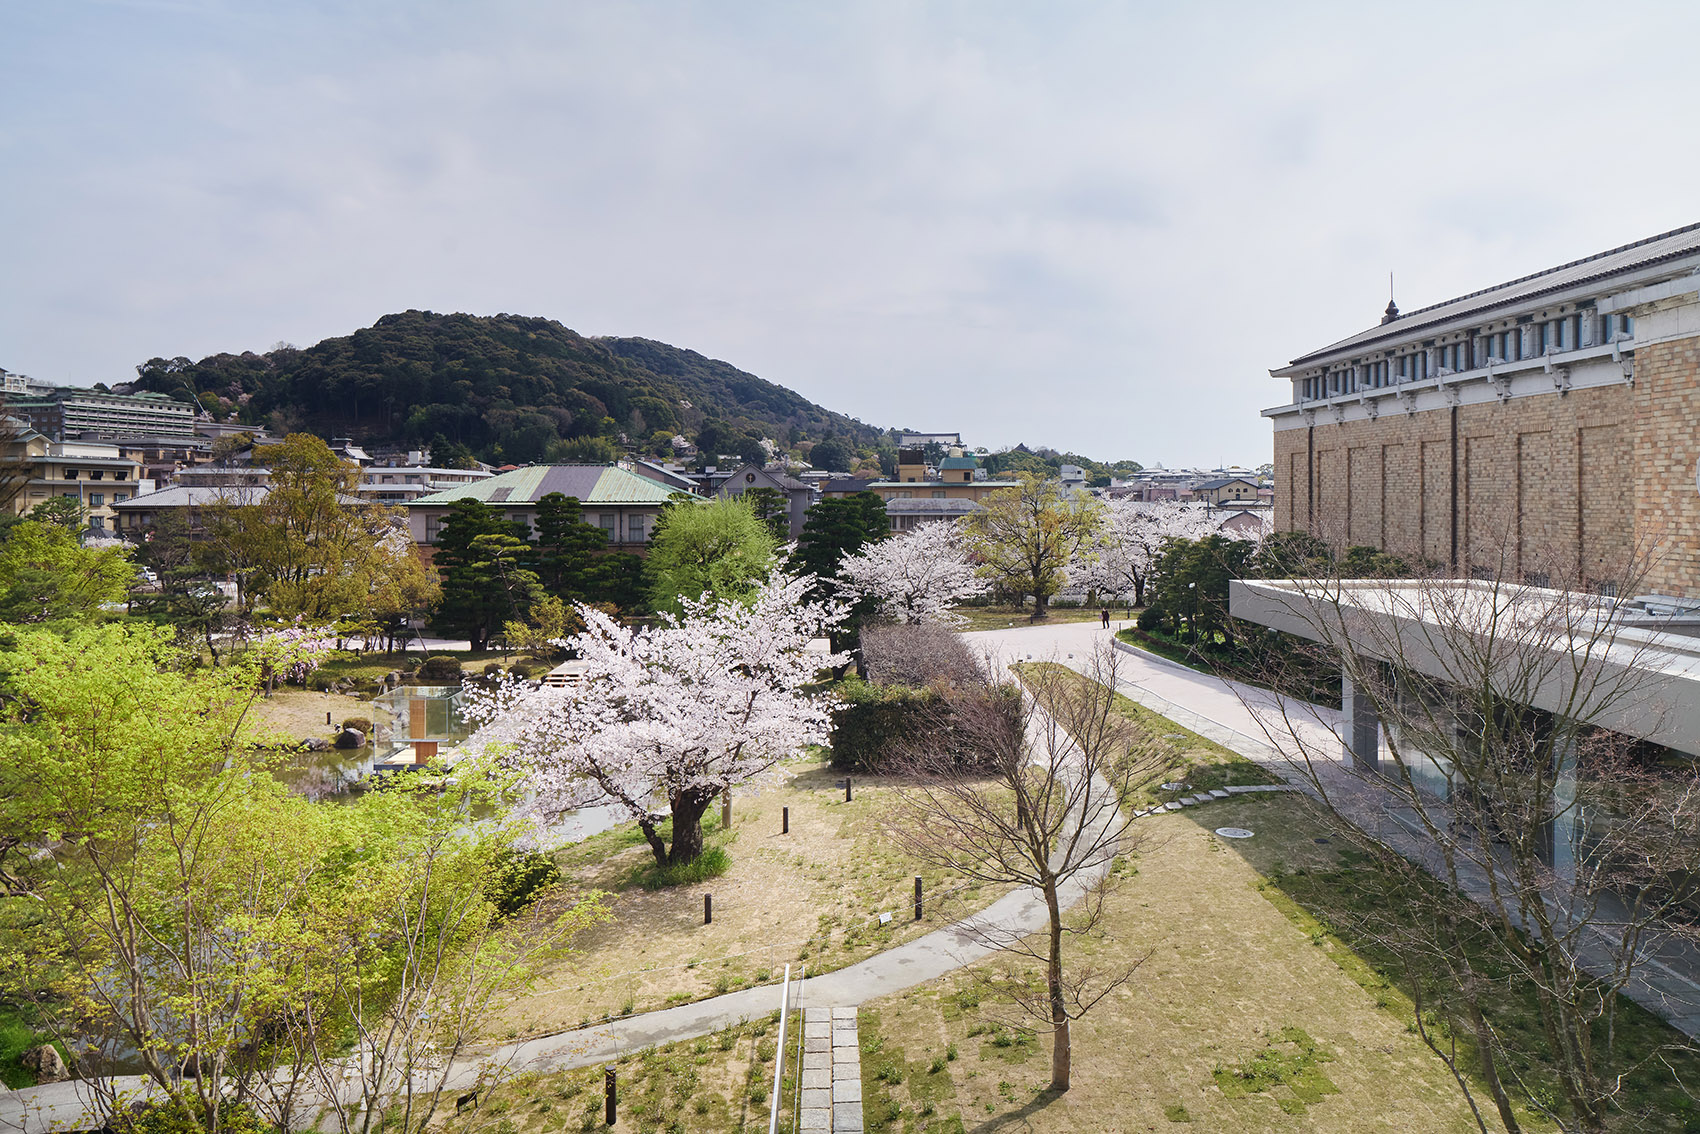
[301,737,331,752]
[21,1044,66,1083]
[334,727,366,749]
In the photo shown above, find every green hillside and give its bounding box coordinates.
[128,311,886,466]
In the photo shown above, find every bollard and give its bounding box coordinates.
[721,792,732,829]
[844,776,852,803]
[704,893,712,925]
[326,711,332,725]
[782,806,789,835]
[914,876,923,921]
[604,1064,616,1125]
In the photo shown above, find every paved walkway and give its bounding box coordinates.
[798,1007,862,1132]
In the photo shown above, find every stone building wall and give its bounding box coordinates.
[1274,383,1633,586]
[1633,335,1700,596]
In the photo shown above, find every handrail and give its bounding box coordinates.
[767,964,791,1134]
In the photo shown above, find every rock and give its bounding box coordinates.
[21,1044,67,1083]
[385,671,402,688]
[301,737,331,752]
[334,727,366,749]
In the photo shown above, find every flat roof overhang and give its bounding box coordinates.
[1230,577,1700,759]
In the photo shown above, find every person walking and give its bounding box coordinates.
[1100,607,1111,629]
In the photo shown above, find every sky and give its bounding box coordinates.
[5,1,1700,468]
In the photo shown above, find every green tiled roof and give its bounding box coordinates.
[410,464,681,507]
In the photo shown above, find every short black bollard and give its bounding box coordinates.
[914,876,923,921]
[326,711,332,725]
[604,1063,616,1125]
[704,893,713,925]
[781,806,789,835]
[844,776,852,803]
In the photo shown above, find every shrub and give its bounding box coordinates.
[860,623,983,688]
[511,661,541,680]
[307,671,337,691]
[340,717,373,735]
[417,655,462,683]
[486,850,562,915]
[1136,604,1165,632]
[828,675,1020,773]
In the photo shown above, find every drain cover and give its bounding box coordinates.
[1215,827,1254,839]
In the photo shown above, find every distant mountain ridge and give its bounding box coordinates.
[130,310,887,465]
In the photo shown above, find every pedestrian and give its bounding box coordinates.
[1100,607,1111,628]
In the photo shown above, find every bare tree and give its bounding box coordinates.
[887,645,1167,1092]
[1233,531,1700,1133]
[860,621,984,689]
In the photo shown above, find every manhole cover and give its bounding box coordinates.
[1215,827,1255,839]
[1160,782,1190,792]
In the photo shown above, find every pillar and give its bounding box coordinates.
[1342,666,1382,773]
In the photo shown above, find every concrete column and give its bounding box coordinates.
[1549,724,1579,884]
[1341,666,1382,773]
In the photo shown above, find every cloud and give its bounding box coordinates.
[3,1,1700,467]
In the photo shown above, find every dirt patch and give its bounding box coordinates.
[491,755,1008,1040]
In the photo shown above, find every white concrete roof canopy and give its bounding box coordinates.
[1230,577,1700,759]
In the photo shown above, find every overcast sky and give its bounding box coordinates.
[5,1,1699,467]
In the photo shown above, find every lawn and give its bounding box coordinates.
[488,753,1011,1040]
[951,605,1110,632]
[855,804,1491,1132]
[1192,793,1700,1134]
[444,1014,801,1134]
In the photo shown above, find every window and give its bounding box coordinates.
[91,470,103,480]
[897,490,912,499]
[628,515,646,543]
[425,515,443,543]
[114,492,128,503]
[932,490,946,498]
[63,469,77,480]
[89,516,104,532]
[599,514,616,533]
[89,493,103,507]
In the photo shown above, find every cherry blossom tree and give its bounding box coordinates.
[1080,501,1216,609]
[839,520,987,626]
[468,570,846,867]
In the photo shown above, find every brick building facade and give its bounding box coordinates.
[1265,224,1700,598]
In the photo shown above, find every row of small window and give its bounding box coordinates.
[61,467,126,481]
[1301,314,1635,400]
[892,490,952,498]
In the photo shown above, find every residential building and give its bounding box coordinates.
[819,477,878,498]
[5,385,196,441]
[897,432,963,448]
[714,464,815,540]
[1260,222,1700,595]
[1193,477,1261,507]
[359,465,492,506]
[5,432,142,534]
[406,464,677,554]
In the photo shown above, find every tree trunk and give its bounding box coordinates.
[1046,880,1070,1092]
[665,787,716,866]
[1032,593,1051,623]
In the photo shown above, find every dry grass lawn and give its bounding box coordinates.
[952,606,1109,633]
[856,800,1505,1133]
[441,1015,800,1134]
[249,687,372,743]
[492,754,1009,1040]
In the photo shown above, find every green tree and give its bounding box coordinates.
[431,500,539,651]
[808,436,854,472]
[790,492,888,657]
[645,496,778,615]
[0,520,134,625]
[24,496,85,531]
[1146,534,1256,646]
[963,474,1101,620]
[742,486,790,541]
[531,492,609,600]
[0,623,607,1132]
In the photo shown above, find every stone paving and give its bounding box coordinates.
[799,1007,862,1132]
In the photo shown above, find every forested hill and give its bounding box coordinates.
[129,311,886,465]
